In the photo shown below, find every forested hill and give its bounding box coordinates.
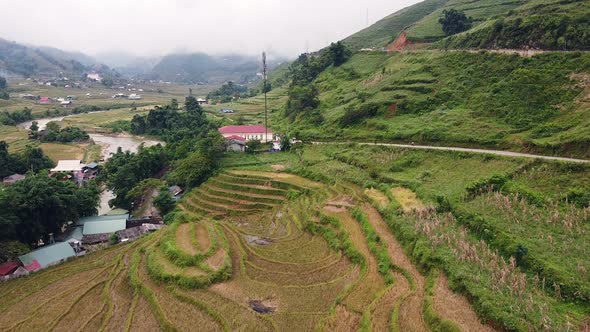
[149,53,261,84]
[0,38,107,78]
[343,0,590,51]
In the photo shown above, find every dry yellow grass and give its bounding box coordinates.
[40,142,85,162]
[176,223,198,256]
[391,187,425,213]
[364,188,389,209]
[434,273,496,332]
[361,203,428,331]
[195,223,211,252]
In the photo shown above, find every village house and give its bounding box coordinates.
[2,173,26,186]
[19,94,37,100]
[219,125,274,142]
[197,98,208,105]
[39,96,52,104]
[226,135,246,152]
[87,73,102,82]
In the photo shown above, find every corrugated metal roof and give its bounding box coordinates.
[83,218,127,235]
[19,242,76,268]
[77,214,128,226]
[65,226,84,242]
[50,160,85,172]
[219,125,270,134]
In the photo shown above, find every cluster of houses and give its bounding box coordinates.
[50,160,99,186]
[20,94,76,107]
[0,213,163,281]
[112,93,142,100]
[2,160,98,187]
[0,157,178,280]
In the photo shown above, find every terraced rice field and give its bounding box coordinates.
[0,168,495,331]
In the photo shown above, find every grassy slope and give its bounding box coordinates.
[342,0,449,49]
[344,0,589,48]
[438,0,590,49]
[261,50,590,158]
[406,0,525,41]
[294,144,590,330]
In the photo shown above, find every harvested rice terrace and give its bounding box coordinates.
[0,169,496,331]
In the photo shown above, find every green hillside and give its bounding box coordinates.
[342,0,449,49]
[213,50,590,158]
[343,0,590,50]
[439,0,590,50]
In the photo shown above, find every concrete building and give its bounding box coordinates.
[219,125,273,143]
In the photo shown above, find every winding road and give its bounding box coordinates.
[312,142,590,163]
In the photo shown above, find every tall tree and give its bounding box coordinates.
[328,41,352,67]
[439,9,473,36]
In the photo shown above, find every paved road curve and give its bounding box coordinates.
[312,142,590,164]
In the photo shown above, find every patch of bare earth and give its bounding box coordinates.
[323,305,361,332]
[571,73,590,106]
[271,164,286,171]
[434,274,496,332]
[323,205,346,213]
[362,203,428,332]
[205,249,227,271]
[176,223,198,256]
[194,223,211,252]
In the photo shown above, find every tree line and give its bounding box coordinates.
[285,41,352,124]
[102,96,225,213]
[0,142,100,261]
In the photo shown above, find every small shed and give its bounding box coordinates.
[2,173,25,185]
[0,261,21,276]
[226,135,246,153]
[169,185,184,197]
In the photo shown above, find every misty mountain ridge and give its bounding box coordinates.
[148,53,266,84]
[0,37,281,84]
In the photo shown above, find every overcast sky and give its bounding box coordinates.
[1,0,420,58]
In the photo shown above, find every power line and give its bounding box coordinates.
[262,52,268,144]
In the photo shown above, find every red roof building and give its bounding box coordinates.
[0,261,21,276]
[22,259,41,272]
[225,135,246,141]
[39,97,52,104]
[219,125,273,142]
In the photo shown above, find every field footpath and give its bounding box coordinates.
[312,142,590,163]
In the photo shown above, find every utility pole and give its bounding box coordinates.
[262,52,268,144]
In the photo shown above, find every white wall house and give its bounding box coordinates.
[219,125,274,143]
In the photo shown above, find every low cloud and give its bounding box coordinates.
[1,0,420,57]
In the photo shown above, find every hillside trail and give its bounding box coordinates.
[361,203,496,331]
[312,142,589,164]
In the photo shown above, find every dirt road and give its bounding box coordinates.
[312,142,589,163]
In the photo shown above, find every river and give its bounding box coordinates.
[18,116,163,215]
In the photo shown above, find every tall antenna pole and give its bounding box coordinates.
[366,8,369,27]
[262,52,268,144]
